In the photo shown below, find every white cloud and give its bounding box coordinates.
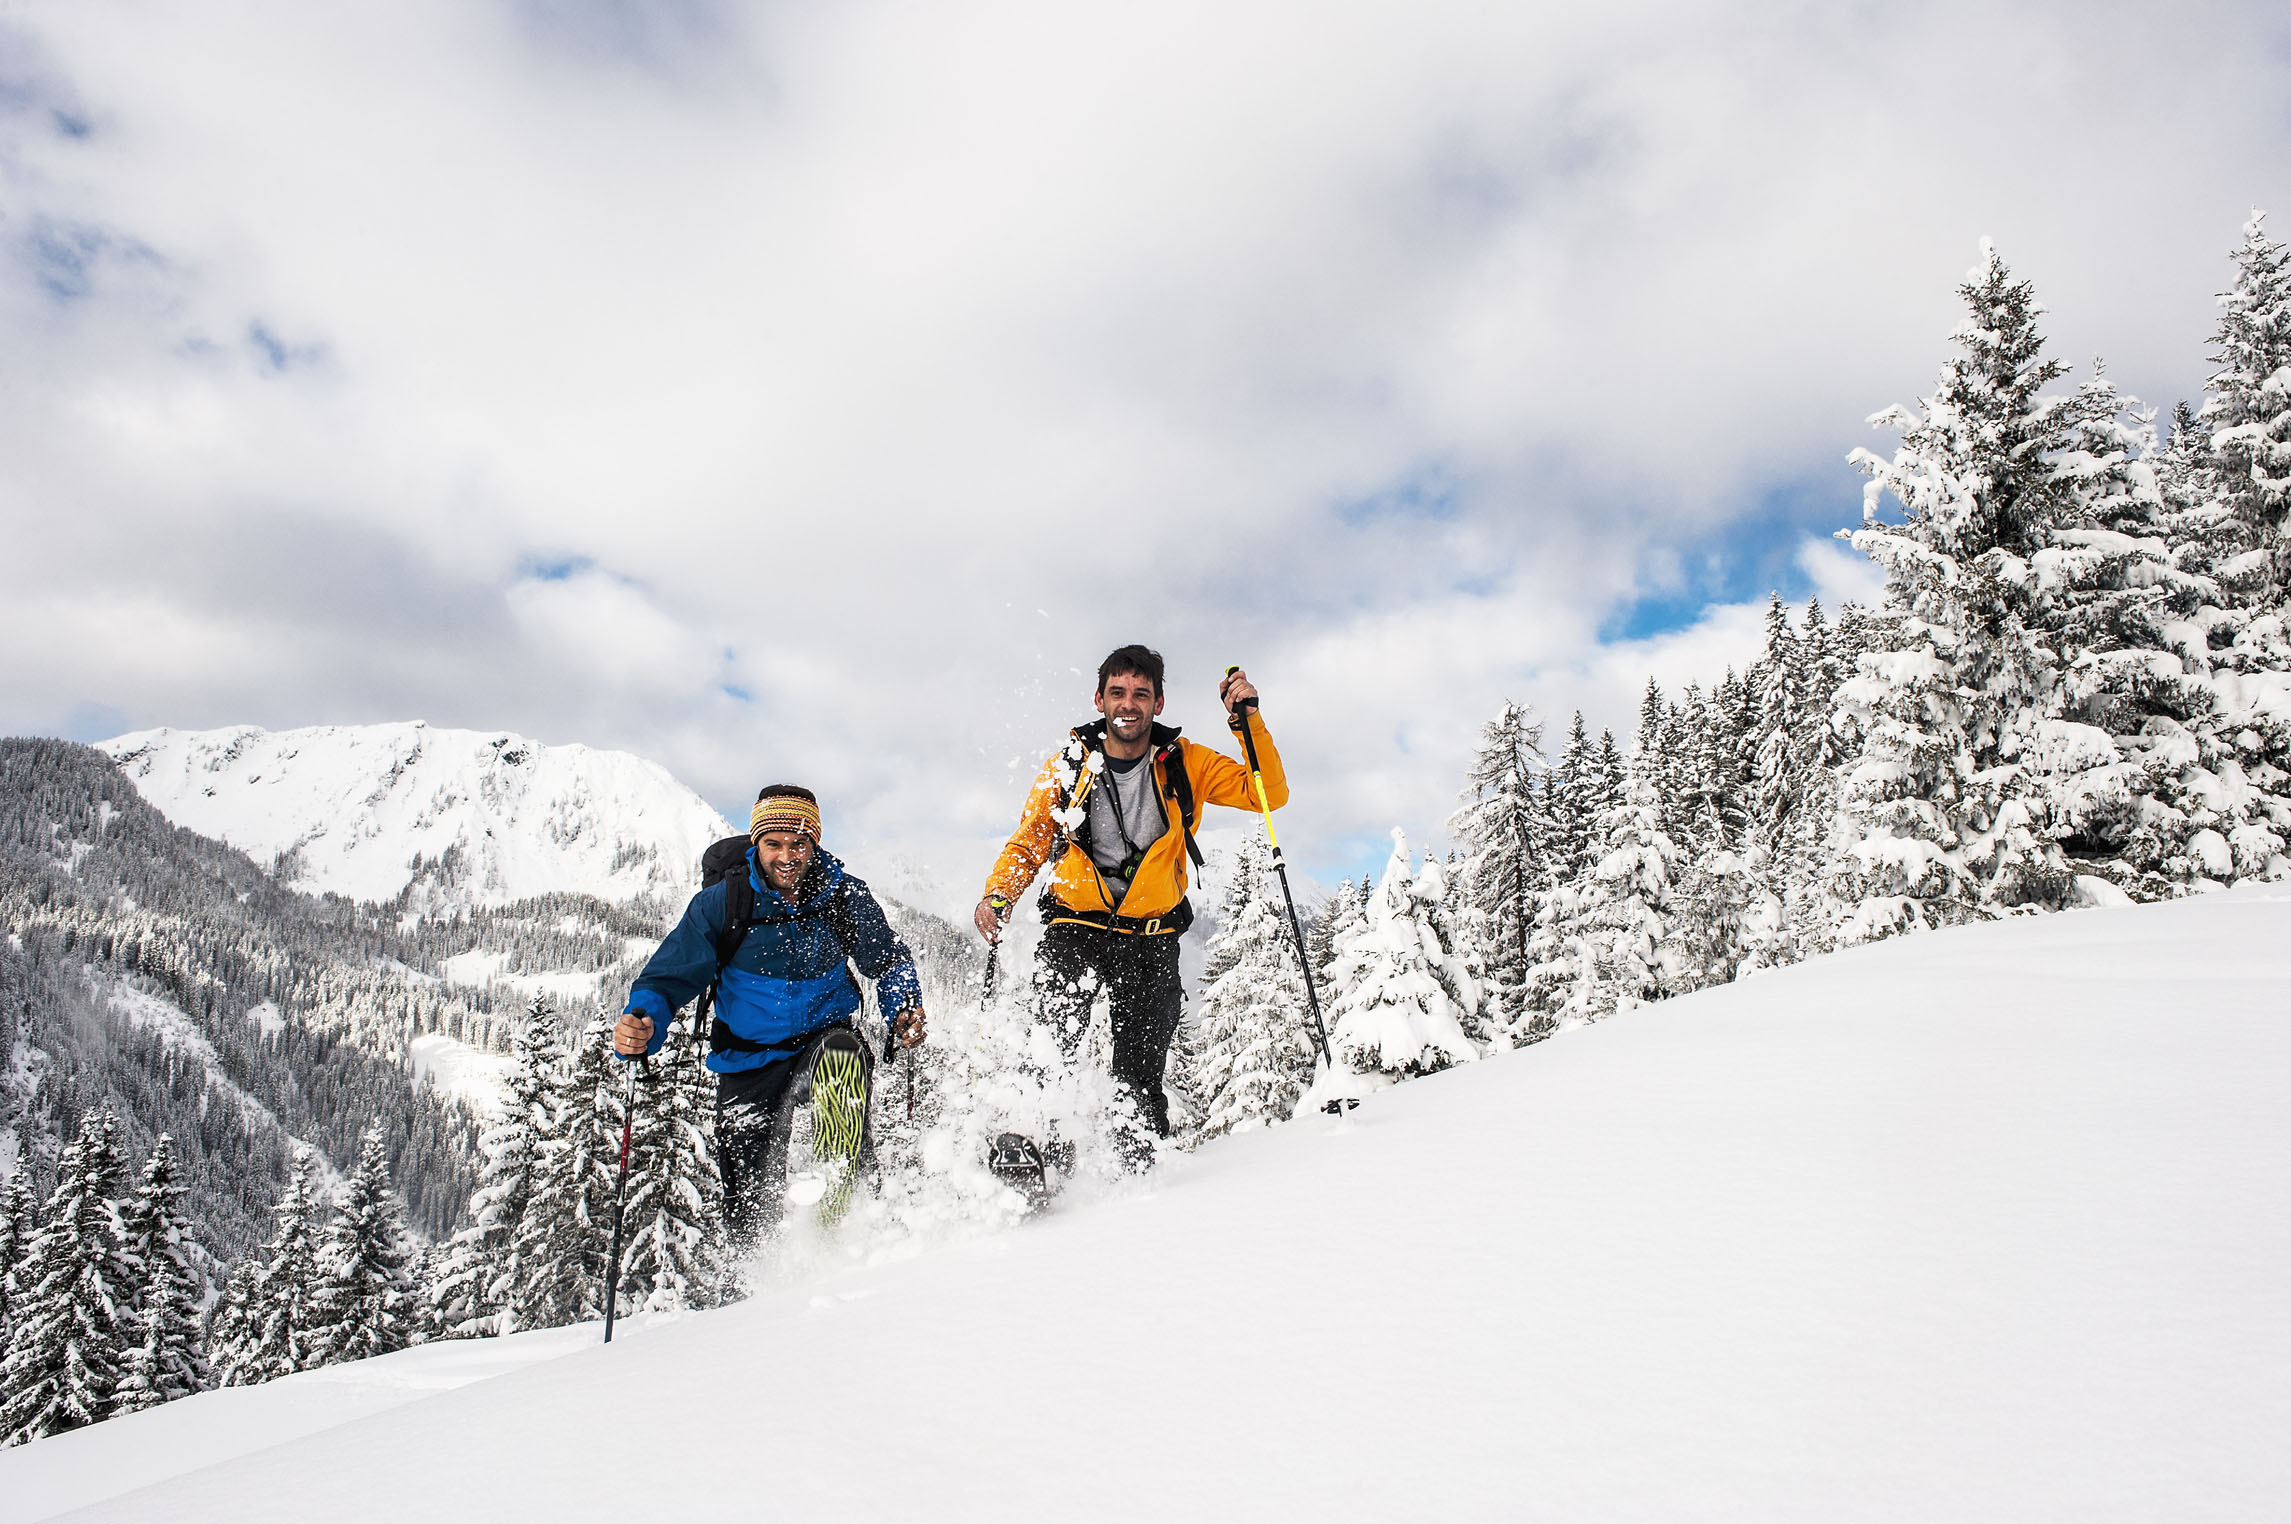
[1,0,2284,898]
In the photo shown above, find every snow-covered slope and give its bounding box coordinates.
[9,889,2289,1521]
[97,723,733,909]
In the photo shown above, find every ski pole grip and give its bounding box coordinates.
[1222,664,1261,714]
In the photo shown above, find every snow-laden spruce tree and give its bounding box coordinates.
[514,1016,615,1331]
[1548,713,1600,885]
[1421,852,1489,1039]
[431,1000,558,1338]
[1190,834,1318,1139]
[1551,756,1688,1020]
[217,1146,328,1387]
[201,1258,261,1383]
[1325,830,1479,1086]
[2203,211,2291,564]
[112,1134,210,1412]
[618,1023,729,1315]
[1829,242,2101,940]
[0,1162,30,1354]
[0,1112,133,1444]
[2030,372,2284,892]
[1749,594,1813,859]
[312,1126,417,1365]
[1308,876,1367,999]
[1449,701,1548,1046]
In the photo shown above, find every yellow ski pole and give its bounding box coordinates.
[1223,666,1337,1075]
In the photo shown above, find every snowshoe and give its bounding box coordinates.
[987,1132,1052,1210]
[807,1030,871,1226]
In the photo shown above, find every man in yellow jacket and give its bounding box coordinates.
[976,644,1287,1163]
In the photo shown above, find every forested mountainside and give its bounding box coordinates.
[1,738,980,1271]
[3,740,494,1259]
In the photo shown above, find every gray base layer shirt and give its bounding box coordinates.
[1086,750,1166,900]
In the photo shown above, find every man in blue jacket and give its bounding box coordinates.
[614,784,926,1250]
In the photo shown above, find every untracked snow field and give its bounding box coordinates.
[7,889,2288,1520]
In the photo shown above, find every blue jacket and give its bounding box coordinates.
[623,847,922,1074]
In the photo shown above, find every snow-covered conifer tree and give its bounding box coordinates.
[1,1112,133,1443]
[1750,594,1810,856]
[1325,831,1478,1086]
[618,1021,729,1316]
[431,1000,558,1338]
[203,1258,259,1377]
[312,1126,417,1366]
[2201,211,2291,562]
[112,1134,210,1412]
[513,1015,613,1331]
[1449,701,1547,1044]
[219,1147,327,1386]
[1556,754,1688,1019]
[1309,876,1367,999]
[0,1163,30,1354]
[1549,713,1599,884]
[1190,834,1318,1138]
[1829,243,2090,940]
[2029,371,2275,893]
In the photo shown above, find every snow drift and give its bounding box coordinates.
[6,888,2287,1521]
[97,722,733,909]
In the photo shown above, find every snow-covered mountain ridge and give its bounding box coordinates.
[97,722,734,911]
[10,887,2285,1521]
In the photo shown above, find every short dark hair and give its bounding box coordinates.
[1096,645,1164,696]
[757,783,817,805]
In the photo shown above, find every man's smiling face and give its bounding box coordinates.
[1094,669,1165,750]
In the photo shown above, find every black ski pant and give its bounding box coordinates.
[716,1055,804,1257]
[1032,923,1184,1147]
[712,1028,876,1256]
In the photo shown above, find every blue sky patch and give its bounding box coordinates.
[518,555,596,582]
[247,321,328,373]
[28,219,107,301]
[1601,463,1865,642]
[1335,459,1461,528]
[65,702,130,743]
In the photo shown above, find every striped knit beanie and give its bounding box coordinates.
[750,784,822,844]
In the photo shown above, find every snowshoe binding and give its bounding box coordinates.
[807,1030,871,1226]
[987,1132,1053,1210]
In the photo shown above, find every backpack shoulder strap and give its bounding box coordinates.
[713,871,756,976]
[1158,740,1206,870]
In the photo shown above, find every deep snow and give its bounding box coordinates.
[6,888,2287,1521]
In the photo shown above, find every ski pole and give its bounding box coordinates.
[1223,667,1339,1078]
[904,1041,917,1122]
[603,1054,642,1344]
[981,891,1010,1006]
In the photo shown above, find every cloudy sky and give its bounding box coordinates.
[3,0,2287,906]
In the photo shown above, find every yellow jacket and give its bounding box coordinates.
[985,712,1287,924]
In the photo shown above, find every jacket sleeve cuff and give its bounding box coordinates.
[879,964,923,1023]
